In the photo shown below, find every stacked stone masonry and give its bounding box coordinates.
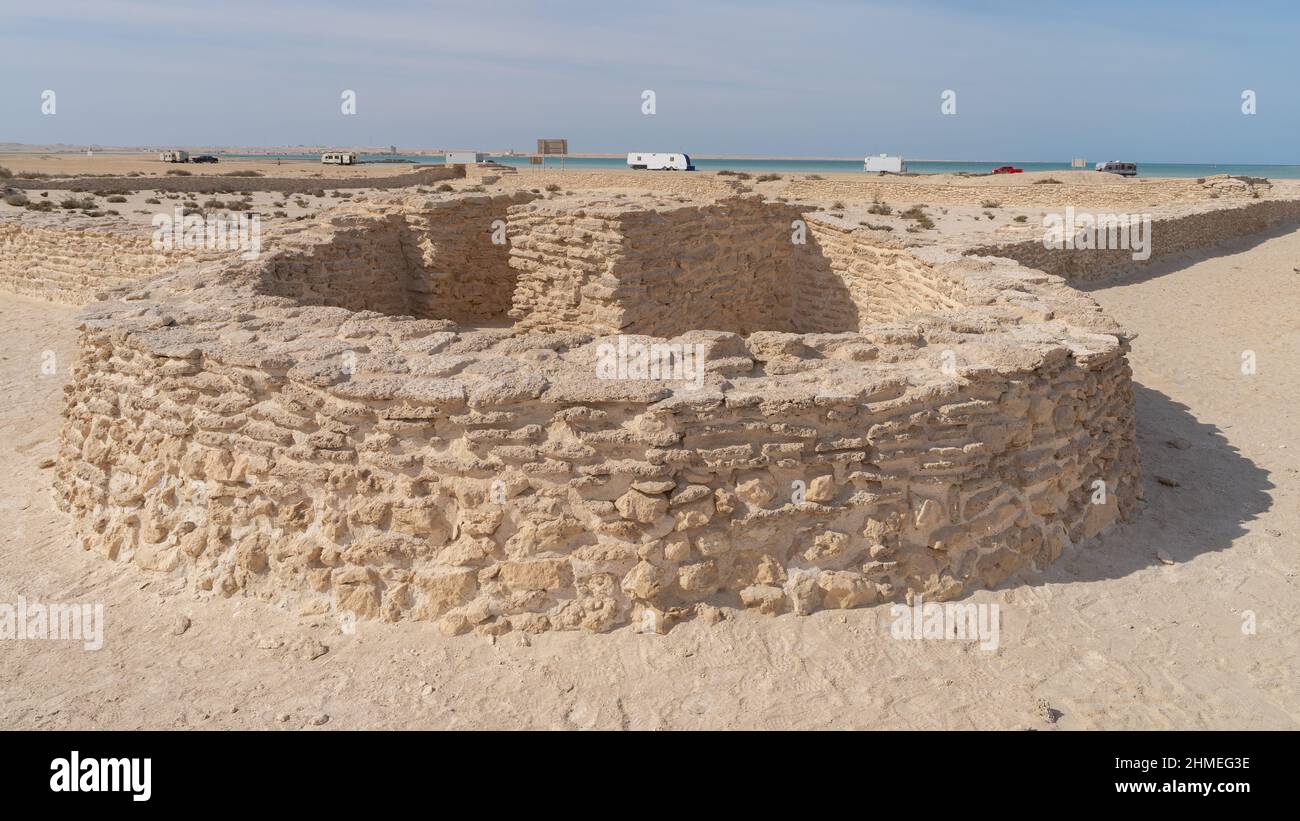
[967,198,1300,282]
[0,217,202,304]
[56,192,1142,634]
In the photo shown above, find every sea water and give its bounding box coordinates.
[223,154,1300,179]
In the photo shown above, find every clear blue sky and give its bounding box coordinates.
[2,0,1296,162]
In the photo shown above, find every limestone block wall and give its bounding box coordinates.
[801,217,966,330]
[0,217,200,304]
[56,308,1136,635]
[55,193,1141,635]
[966,199,1300,282]
[784,173,1270,211]
[508,198,985,339]
[510,195,813,337]
[254,193,536,322]
[255,213,412,315]
[506,200,636,333]
[497,169,737,200]
[401,194,536,323]
[602,200,807,336]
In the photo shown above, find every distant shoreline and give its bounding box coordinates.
[4,148,1297,179]
[0,145,1294,167]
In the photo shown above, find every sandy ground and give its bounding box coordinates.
[0,152,435,179]
[0,187,373,229]
[0,222,1296,729]
[0,182,498,232]
[7,156,1292,247]
[0,151,496,232]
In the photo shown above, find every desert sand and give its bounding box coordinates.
[0,166,1296,728]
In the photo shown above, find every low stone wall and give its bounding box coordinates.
[507,198,974,338]
[785,172,1271,210]
[966,199,1300,282]
[403,193,537,323]
[802,216,966,330]
[7,164,463,194]
[254,192,537,322]
[497,169,736,200]
[56,193,1141,635]
[0,216,199,304]
[508,196,811,336]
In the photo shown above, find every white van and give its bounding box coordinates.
[321,152,358,165]
[863,154,905,173]
[627,152,694,171]
[1095,161,1137,177]
[445,151,486,165]
[159,150,189,163]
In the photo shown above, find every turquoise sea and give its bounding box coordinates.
[225,154,1300,179]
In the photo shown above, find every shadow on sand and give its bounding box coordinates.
[1071,219,1300,293]
[1032,382,1273,587]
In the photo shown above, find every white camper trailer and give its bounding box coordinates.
[445,151,486,165]
[863,154,905,173]
[321,151,358,165]
[159,150,189,163]
[626,152,694,171]
[1095,160,1137,177]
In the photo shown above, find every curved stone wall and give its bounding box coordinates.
[55,192,1140,634]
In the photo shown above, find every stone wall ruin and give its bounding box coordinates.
[55,191,1141,634]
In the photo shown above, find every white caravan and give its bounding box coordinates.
[445,151,486,164]
[627,152,694,171]
[1095,161,1137,177]
[863,154,905,173]
[321,152,358,165]
[159,150,189,163]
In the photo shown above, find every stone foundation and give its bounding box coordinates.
[0,216,202,304]
[967,198,1300,282]
[56,192,1141,634]
[255,192,536,323]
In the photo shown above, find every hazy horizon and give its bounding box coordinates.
[3,0,1297,164]
[8,146,1300,168]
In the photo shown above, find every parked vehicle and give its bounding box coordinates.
[1095,161,1138,177]
[626,152,694,171]
[191,155,219,164]
[321,152,358,165]
[863,154,906,173]
[991,165,1023,174]
[159,150,190,163]
[445,151,486,164]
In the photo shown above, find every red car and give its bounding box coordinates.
[991,165,1023,174]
